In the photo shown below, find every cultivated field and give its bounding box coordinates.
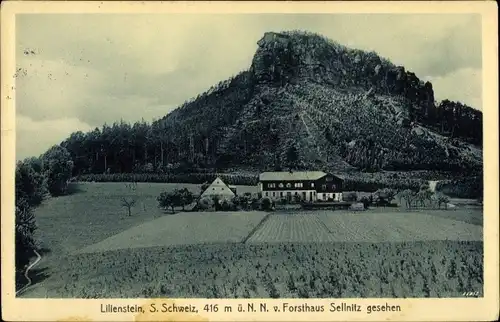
[28,241,483,298]
[79,212,268,254]
[22,182,483,298]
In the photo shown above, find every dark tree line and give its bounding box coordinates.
[60,72,254,176]
[15,145,74,288]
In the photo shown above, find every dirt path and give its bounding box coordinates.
[16,250,42,297]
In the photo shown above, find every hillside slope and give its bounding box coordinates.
[154,31,482,175]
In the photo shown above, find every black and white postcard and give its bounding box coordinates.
[1,1,498,321]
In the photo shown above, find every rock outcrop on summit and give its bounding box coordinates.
[156,31,482,175]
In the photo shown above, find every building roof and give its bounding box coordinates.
[200,177,236,198]
[259,171,327,181]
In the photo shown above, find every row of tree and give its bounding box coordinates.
[15,145,74,283]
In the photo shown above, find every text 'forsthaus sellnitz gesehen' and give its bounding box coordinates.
[234,302,402,314]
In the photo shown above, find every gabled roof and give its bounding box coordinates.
[259,171,327,181]
[200,177,236,198]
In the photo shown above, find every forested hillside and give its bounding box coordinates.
[42,31,482,179]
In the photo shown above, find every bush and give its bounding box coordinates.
[343,192,358,202]
[359,196,371,209]
[436,177,483,199]
[157,188,194,213]
[15,158,48,207]
[15,199,37,273]
[260,197,272,211]
[41,145,74,196]
[197,197,215,210]
[221,200,232,211]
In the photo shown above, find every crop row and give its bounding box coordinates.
[41,241,483,299]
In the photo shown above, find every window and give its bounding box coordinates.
[322,184,327,190]
[286,183,291,188]
[280,192,283,197]
[272,192,276,197]
[294,182,303,188]
[279,183,284,188]
[213,188,215,190]
[265,192,268,197]
[311,183,315,188]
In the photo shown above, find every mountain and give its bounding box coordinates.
[153,31,482,175]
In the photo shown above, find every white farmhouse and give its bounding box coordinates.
[200,177,236,200]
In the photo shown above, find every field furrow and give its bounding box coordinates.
[78,211,268,254]
[317,211,482,242]
[246,214,334,243]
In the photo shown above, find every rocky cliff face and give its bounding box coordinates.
[250,31,435,120]
[155,30,482,175]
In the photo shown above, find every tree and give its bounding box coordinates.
[400,189,417,209]
[15,158,47,207]
[433,193,450,209]
[121,182,137,216]
[121,198,137,216]
[293,194,302,204]
[360,196,371,209]
[41,145,74,196]
[157,191,177,213]
[416,184,433,207]
[200,182,210,195]
[286,145,299,170]
[374,188,396,207]
[261,197,272,211]
[15,199,37,274]
[178,188,194,211]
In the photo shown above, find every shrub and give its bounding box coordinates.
[221,200,232,211]
[374,188,396,204]
[15,199,37,274]
[436,177,483,199]
[157,191,179,213]
[41,145,74,196]
[260,197,272,211]
[343,191,358,202]
[197,197,214,210]
[15,158,48,207]
[359,196,371,209]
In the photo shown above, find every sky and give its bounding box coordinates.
[15,13,482,160]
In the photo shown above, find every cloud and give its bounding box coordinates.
[16,115,93,160]
[427,68,482,110]
[15,13,482,159]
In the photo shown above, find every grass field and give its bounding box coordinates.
[21,182,483,298]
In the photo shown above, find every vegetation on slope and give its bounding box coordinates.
[24,30,482,183]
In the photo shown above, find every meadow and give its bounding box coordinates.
[22,182,483,299]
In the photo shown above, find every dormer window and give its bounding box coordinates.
[311,183,315,188]
[286,183,291,188]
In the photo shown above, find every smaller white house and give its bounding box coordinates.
[200,177,236,201]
